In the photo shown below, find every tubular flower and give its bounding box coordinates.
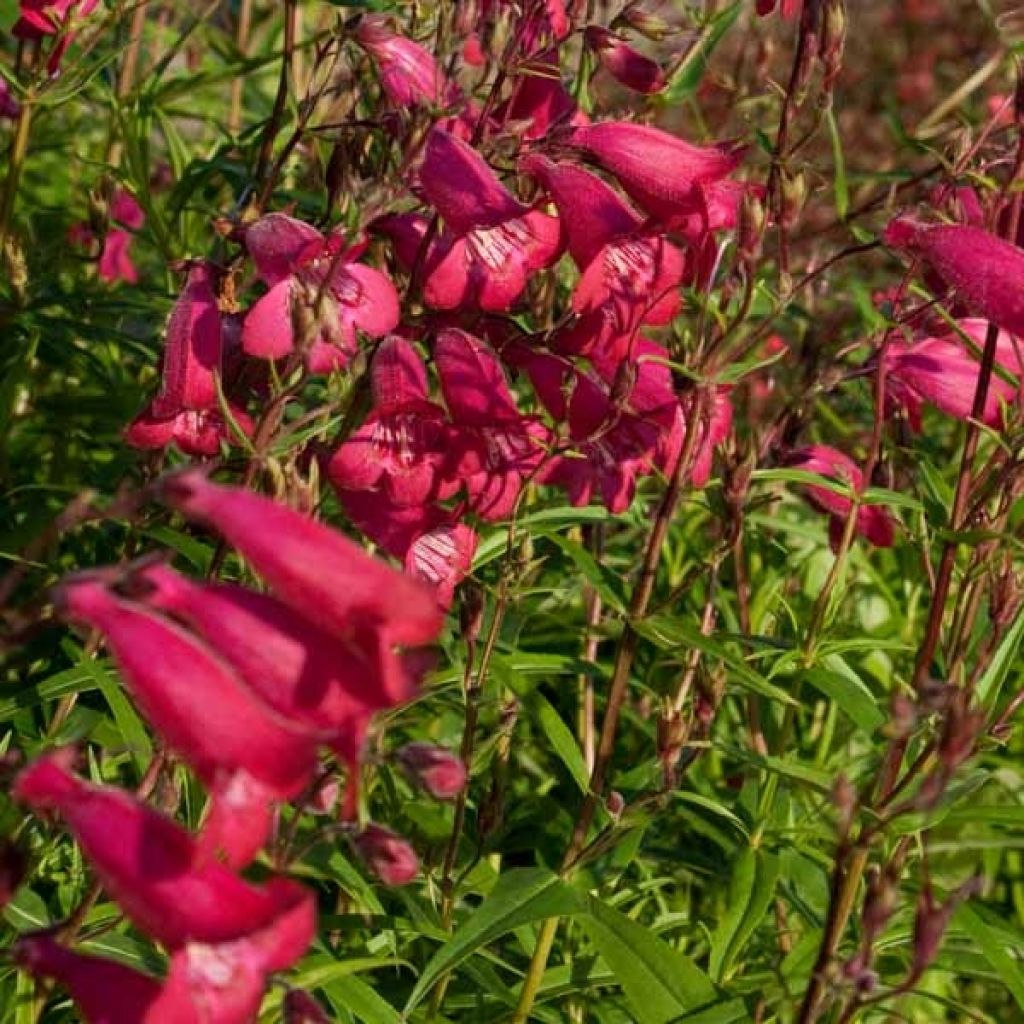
[883,216,1024,337]
[563,121,746,228]
[328,336,453,506]
[521,154,684,361]
[883,322,1017,431]
[125,262,254,458]
[354,15,458,109]
[493,50,588,140]
[380,129,561,312]
[353,823,420,886]
[404,522,478,609]
[157,469,444,648]
[14,750,316,954]
[435,328,552,520]
[788,445,896,551]
[242,213,400,374]
[584,26,666,94]
[14,0,99,71]
[69,187,147,285]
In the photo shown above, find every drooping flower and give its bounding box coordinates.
[435,328,551,520]
[883,321,1017,431]
[787,445,896,551]
[125,262,254,458]
[584,26,666,94]
[883,217,1024,337]
[242,213,400,374]
[157,470,444,648]
[378,129,561,312]
[99,188,145,284]
[396,743,468,799]
[54,576,319,865]
[521,154,684,363]
[352,823,419,886]
[563,121,746,228]
[328,336,453,507]
[14,749,316,953]
[492,50,588,140]
[14,0,99,72]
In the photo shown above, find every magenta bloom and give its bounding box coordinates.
[94,189,145,284]
[397,743,468,800]
[884,216,1024,337]
[564,121,746,227]
[883,320,1017,430]
[493,49,588,140]
[353,823,419,886]
[379,129,561,311]
[242,213,399,374]
[757,0,801,15]
[355,15,458,109]
[14,750,315,953]
[521,154,684,362]
[329,336,453,506]
[435,329,551,520]
[158,470,444,648]
[405,521,478,609]
[14,0,99,71]
[125,263,254,457]
[788,445,896,551]
[584,26,666,94]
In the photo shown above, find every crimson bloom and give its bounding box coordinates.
[14,0,99,72]
[788,445,896,551]
[404,521,478,609]
[563,121,746,228]
[584,26,666,94]
[379,129,561,312]
[125,262,254,458]
[242,213,400,374]
[435,328,551,520]
[884,216,1024,337]
[353,823,419,886]
[493,50,588,141]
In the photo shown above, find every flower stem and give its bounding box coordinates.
[0,96,34,249]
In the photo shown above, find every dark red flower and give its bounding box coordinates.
[584,26,666,94]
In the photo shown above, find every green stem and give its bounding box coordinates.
[0,95,34,248]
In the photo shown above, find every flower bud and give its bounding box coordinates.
[606,791,625,819]
[304,774,339,816]
[584,26,666,94]
[353,824,419,886]
[738,191,766,264]
[612,3,674,41]
[284,990,330,1023]
[397,743,467,800]
[819,0,846,92]
[779,168,807,230]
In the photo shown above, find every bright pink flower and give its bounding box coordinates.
[435,329,551,520]
[353,823,419,886]
[98,229,139,284]
[883,322,1017,430]
[884,216,1024,337]
[756,0,800,15]
[242,213,399,374]
[355,15,458,109]
[584,26,665,94]
[788,445,896,551]
[564,121,746,227]
[54,577,318,865]
[405,522,478,609]
[14,0,98,37]
[125,263,254,458]
[397,743,468,800]
[493,50,588,140]
[157,470,444,648]
[380,130,561,312]
[14,750,316,952]
[328,336,453,506]
[521,154,684,361]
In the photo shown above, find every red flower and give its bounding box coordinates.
[125,262,254,458]
[328,336,453,506]
[405,521,478,609]
[564,121,746,228]
[788,445,896,551]
[14,0,99,71]
[493,49,588,140]
[397,743,468,800]
[379,129,561,311]
[756,0,801,15]
[435,328,551,520]
[157,470,444,648]
[242,213,399,374]
[353,823,419,886]
[884,216,1024,337]
[584,26,666,94]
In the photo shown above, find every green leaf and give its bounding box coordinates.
[709,848,779,983]
[403,869,584,1013]
[802,655,884,733]
[662,3,741,102]
[976,601,1024,705]
[955,904,1024,1011]
[825,109,849,220]
[580,897,718,1023]
[0,0,18,33]
[528,692,590,794]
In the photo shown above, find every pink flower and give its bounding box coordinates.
[788,445,896,551]
[397,743,468,799]
[435,328,551,520]
[884,216,1024,337]
[125,262,254,458]
[328,336,453,506]
[883,320,1017,430]
[353,823,419,886]
[14,0,98,37]
[14,749,316,954]
[355,15,458,109]
[242,213,399,374]
[157,470,444,648]
[54,576,319,865]
[493,50,588,140]
[563,121,746,228]
[93,189,145,284]
[756,0,801,15]
[379,129,561,312]
[521,154,684,363]
[405,522,478,609]
[584,26,666,94]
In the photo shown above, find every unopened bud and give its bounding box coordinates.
[606,791,625,819]
[397,743,467,800]
[861,865,898,940]
[739,191,766,264]
[3,238,28,305]
[613,3,674,41]
[353,824,419,886]
[832,773,857,836]
[284,990,330,1023]
[460,582,485,645]
[779,168,807,230]
[819,0,846,92]
[657,708,688,769]
[583,26,666,95]
[304,774,339,816]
